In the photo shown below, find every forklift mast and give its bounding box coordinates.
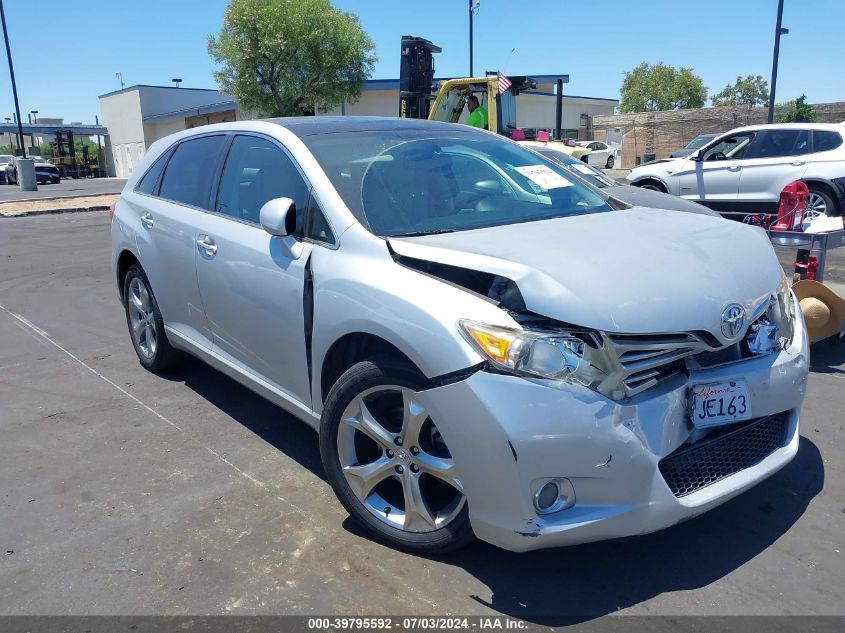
[399,36,441,120]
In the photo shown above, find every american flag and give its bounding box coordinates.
[497,72,512,95]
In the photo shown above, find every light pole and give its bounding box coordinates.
[469,0,479,76]
[768,0,788,124]
[1,0,26,158]
[115,71,125,90]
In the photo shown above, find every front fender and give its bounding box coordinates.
[309,226,516,411]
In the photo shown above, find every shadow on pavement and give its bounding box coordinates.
[160,355,326,482]
[809,339,845,374]
[160,356,823,624]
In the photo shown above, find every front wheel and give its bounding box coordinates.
[320,358,474,554]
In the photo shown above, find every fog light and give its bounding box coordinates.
[533,478,576,515]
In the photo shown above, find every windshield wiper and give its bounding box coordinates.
[390,228,456,237]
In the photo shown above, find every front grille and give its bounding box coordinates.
[658,413,789,497]
[599,332,712,399]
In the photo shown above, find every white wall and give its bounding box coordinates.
[322,90,399,117]
[100,90,145,178]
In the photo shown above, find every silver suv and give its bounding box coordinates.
[112,117,808,553]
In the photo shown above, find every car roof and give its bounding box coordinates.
[263,115,476,137]
[725,122,845,134]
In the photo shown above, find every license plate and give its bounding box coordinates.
[690,381,752,429]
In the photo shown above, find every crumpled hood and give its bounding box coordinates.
[389,207,781,343]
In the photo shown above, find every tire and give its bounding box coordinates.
[606,155,615,169]
[320,357,474,554]
[122,263,178,373]
[636,181,666,193]
[806,186,839,217]
[51,177,60,184]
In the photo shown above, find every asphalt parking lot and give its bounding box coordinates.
[0,212,843,621]
[0,178,126,203]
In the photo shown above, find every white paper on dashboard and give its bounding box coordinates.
[514,165,573,190]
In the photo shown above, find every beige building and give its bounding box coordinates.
[99,79,618,178]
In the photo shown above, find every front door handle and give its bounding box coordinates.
[196,235,218,257]
[791,160,806,166]
[727,164,742,171]
[140,212,154,230]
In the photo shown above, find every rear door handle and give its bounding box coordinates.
[727,164,741,171]
[196,235,218,257]
[140,212,154,229]
[791,160,805,166]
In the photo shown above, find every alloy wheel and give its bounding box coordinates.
[805,192,827,219]
[127,276,157,359]
[336,385,465,533]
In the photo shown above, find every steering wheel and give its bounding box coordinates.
[708,151,727,161]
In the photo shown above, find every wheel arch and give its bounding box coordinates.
[630,176,669,193]
[116,249,141,302]
[318,331,427,406]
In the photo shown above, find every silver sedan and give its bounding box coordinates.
[112,117,808,553]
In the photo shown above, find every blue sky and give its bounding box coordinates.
[1,0,843,124]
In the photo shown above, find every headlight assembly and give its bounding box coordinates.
[746,274,796,355]
[458,319,605,387]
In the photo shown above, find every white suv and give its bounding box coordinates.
[627,123,845,216]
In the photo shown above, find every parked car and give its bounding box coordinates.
[0,154,13,184]
[4,155,61,185]
[627,123,845,216]
[574,140,619,168]
[670,133,719,158]
[530,144,719,216]
[522,138,591,162]
[112,117,808,554]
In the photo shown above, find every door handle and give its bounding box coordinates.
[140,212,154,229]
[196,235,218,256]
[791,160,805,166]
[727,164,741,171]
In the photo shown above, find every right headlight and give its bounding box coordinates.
[457,319,605,387]
[746,274,796,354]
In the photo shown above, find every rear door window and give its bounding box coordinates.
[158,135,227,209]
[215,135,309,225]
[745,129,810,159]
[813,130,843,153]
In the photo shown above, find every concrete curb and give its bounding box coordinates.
[0,205,111,219]
[0,192,119,204]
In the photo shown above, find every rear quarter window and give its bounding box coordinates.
[158,135,228,209]
[813,130,843,153]
[135,148,173,195]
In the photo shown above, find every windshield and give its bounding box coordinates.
[685,134,714,150]
[303,128,613,237]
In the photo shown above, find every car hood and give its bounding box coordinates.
[389,208,780,343]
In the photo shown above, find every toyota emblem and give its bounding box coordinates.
[720,304,746,339]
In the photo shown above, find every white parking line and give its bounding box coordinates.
[0,302,183,431]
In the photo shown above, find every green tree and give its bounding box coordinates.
[777,94,817,123]
[711,75,770,107]
[208,0,376,117]
[620,62,707,112]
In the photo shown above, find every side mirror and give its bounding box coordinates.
[259,197,296,236]
[259,197,304,260]
[473,179,503,194]
[691,149,704,162]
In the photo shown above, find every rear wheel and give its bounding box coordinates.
[320,358,474,554]
[123,264,178,372]
[806,186,838,218]
[605,155,615,169]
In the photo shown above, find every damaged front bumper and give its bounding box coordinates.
[416,309,809,552]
